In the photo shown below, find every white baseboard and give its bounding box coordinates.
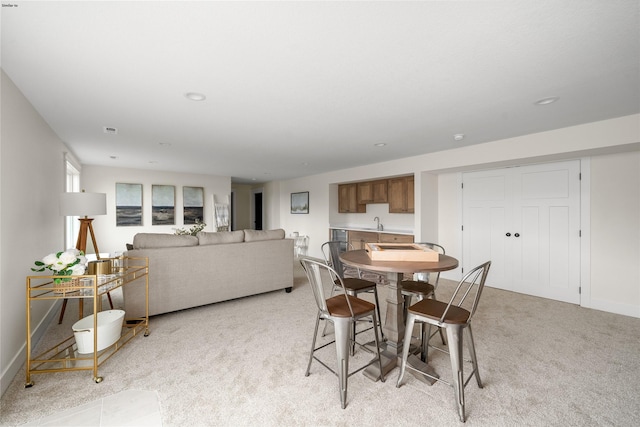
[587,297,640,319]
[1,300,61,397]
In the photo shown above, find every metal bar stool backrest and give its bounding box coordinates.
[299,255,385,409]
[321,241,351,279]
[299,256,355,318]
[440,260,491,325]
[412,242,445,284]
[397,260,492,422]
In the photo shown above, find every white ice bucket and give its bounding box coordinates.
[72,310,125,354]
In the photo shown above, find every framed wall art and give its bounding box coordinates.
[152,185,175,225]
[183,186,204,224]
[291,191,309,214]
[115,183,143,226]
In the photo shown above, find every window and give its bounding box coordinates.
[64,160,80,249]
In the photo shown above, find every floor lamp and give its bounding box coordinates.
[58,191,109,323]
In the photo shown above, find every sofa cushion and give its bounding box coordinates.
[132,233,198,249]
[198,230,245,245]
[243,228,286,242]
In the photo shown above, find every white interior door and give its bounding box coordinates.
[462,171,511,292]
[463,160,581,304]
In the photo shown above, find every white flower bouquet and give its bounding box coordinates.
[32,249,88,284]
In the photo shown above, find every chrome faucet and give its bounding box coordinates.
[374,216,383,231]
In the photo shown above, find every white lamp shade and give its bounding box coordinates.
[59,192,107,217]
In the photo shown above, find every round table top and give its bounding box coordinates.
[340,249,459,275]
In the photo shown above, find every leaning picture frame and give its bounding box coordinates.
[291,191,309,214]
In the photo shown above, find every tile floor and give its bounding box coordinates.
[21,390,162,426]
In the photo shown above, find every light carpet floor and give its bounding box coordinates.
[2,261,640,426]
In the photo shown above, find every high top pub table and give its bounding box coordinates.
[340,249,458,382]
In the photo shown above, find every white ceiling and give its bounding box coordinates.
[2,1,639,184]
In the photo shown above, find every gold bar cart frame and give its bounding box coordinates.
[25,256,149,386]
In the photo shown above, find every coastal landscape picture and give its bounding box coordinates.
[183,186,204,224]
[152,185,175,225]
[116,183,143,226]
[291,191,309,214]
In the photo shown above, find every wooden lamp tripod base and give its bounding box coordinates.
[58,217,113,324]
[76,217,101,259]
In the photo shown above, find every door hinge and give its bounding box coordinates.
[461,225,464,231]
[579,173,582,180]
[461,182,464,189]
[579,230,582,237]
[579,286,582,294]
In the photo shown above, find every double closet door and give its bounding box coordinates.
[462,160,581,304]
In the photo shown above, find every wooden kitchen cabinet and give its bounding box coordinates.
[357,180,388,204]
[348,230,378,250]
[378,233,414,243]
[339,184,365,213]
[348,230,414,249]
[357,181,374,204]
[388,175,414,213]
[371,180,388,203]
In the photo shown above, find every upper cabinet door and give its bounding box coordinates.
[372,180,388,203]
[388,176,414,213]
[358,180,388,204]
[357,181,374,204]
[339,183,365,213]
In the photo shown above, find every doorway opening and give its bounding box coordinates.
[252,189,263,230]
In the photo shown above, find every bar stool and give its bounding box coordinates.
[396,261,491,422]
[401,242,446,359]
[300,256,385,409]
[321,241,384,345]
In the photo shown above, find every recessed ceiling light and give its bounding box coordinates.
[185,92,206,101]
[534,97,559,106]
[453,134,465,141]
[374,143,386,147]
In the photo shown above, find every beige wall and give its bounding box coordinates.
[2,63,638,398]
[590,152,640,315]
[82,166,230,255]
[274,115,640,318]
[1,71,70,395]
[436,153,640,317]
[231,184,252,230]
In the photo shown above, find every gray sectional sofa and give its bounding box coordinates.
[123,229,294,316]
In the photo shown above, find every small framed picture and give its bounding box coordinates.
[291,191,309,214]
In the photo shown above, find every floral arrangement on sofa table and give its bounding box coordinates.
[32,248,88,284]
[174,219,207,236]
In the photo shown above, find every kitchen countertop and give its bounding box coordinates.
[329,226,414,235]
